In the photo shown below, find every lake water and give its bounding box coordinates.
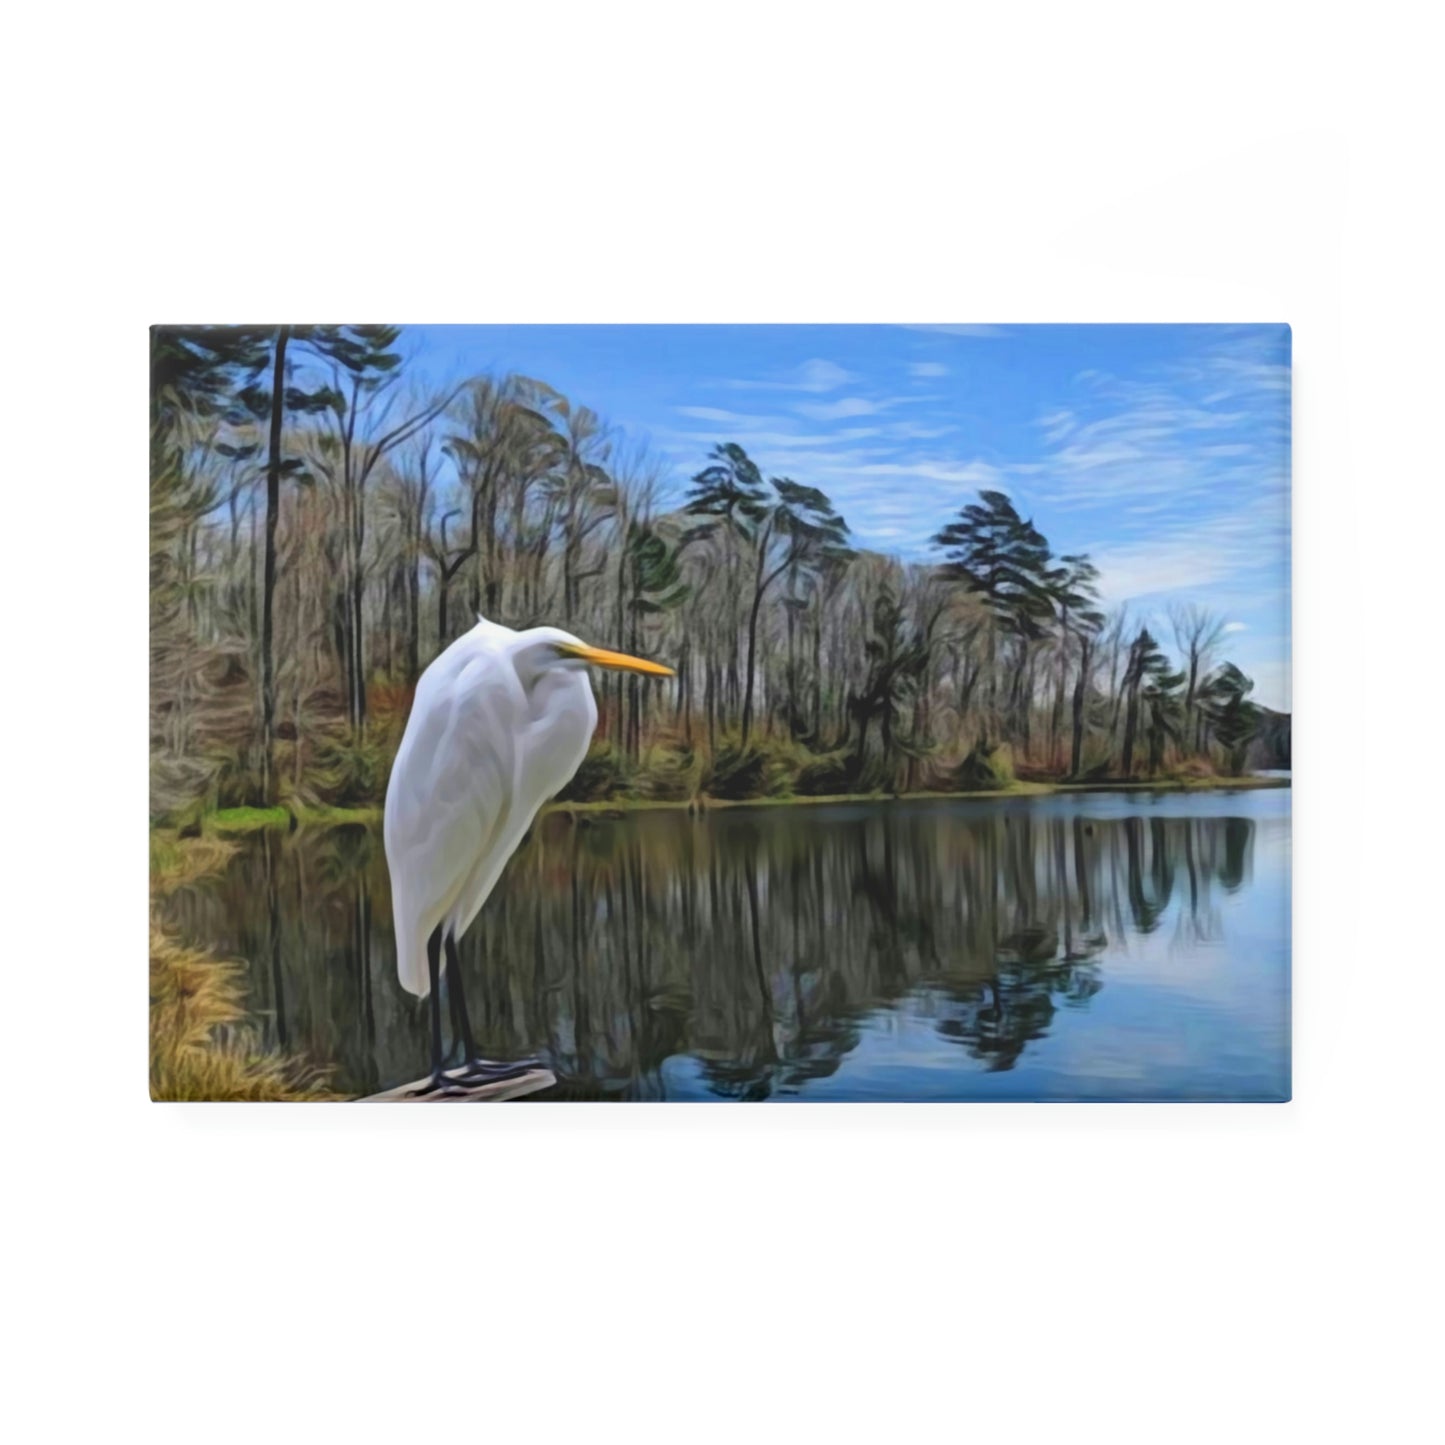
[163,789,1291,1102]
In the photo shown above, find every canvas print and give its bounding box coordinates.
[149,324,1291,1102]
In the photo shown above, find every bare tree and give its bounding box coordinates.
[1170,603,1228,750]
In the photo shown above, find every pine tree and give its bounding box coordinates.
[933,490,1052,742]
[1200,663,1260,775]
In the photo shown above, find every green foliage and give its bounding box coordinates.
[205,746,264,810]
[793,750,857,797]
[1201,662,1261,775]
[934,489,1053,639]
[848,581,930,784]
[703,737,795,800]
[627,521,690,615]
[1075,737,1115,781]
[1120,626,1176,775]
[634,742,702,801]
[952,742,1016,792]
[771,476,852,560]
[1049,553,1105,637]
[309,729,393,808]
[150,326,271,432]
[685,442,769,527]
[1142,662,1188,774]
[209,806,290,835]
[557,742,634,802]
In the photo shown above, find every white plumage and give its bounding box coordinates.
[385,619,589,996]
[384,617,671,1008]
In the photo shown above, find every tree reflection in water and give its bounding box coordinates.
[162,800,1257,1099]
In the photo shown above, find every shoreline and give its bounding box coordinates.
[550,774,1290,816]
[179,774,1290,836]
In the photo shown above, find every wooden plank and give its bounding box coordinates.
[361,1067,556,1103]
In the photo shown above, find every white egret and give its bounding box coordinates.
[384,615,673,1095]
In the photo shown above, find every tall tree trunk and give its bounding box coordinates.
[880,693,895,785]
[484,480,501,618]
[1018,648,1035,756]
[626,588,646,762]
[259,325,289,806]
[812,604,823,741]
[382,569,394,678]
[1070,635,1092,777]
[741,579,766,747]
[705,657,717,754]
[407,513,421,682]
[1122,679,1140,776]
[1108,634,1126,740]
[852,710,871,778]
[675,635,692,745]
[468,487,483,616]
[1184,649,1200,757]
[787,586,798,738]
[350,469,367,729]
[739,522,778,747]
[613,512,630,749]
[1052,609,1069,770]
[982,619,997,748]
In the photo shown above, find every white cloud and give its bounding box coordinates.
[1092,537,1234,602]
[1030,365,1281,511]
[1090,501,1287,606]
[660,328,1287,681]
[794,396,887,421]
[673,405,766,425]
[858,459,1005,487]
[1038,409,1076,444]
[793,358,855,392]
[722,358,857,394]
[887,422,958,440]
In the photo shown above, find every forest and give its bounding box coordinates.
[150,324,1288,827]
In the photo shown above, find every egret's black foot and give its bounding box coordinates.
[448,1056,546,1087]
[406,1071,482,1099]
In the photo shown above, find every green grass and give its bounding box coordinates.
[208,805,291,834]
[150,832,238,891]
[201,803,382,836]
[294,803,381,827]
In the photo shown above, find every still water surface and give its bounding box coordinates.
[164,789,1290,1101]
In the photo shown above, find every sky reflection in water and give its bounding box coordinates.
[165,789,1290,1102]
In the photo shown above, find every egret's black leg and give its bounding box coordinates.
[444,934,544,1085]
[408,926,471,1097]
[446,933,480,1062]
[446,960,466,1067]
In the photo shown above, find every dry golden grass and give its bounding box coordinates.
[149,831,342,1102]
[150,832,237,895]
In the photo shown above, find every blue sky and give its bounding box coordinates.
[405,324,1291,710]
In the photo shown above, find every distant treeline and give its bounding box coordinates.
[150,325,1285,819]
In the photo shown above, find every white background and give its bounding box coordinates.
[4,2,1442,1442]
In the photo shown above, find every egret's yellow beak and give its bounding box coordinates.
[557,642,675,678]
